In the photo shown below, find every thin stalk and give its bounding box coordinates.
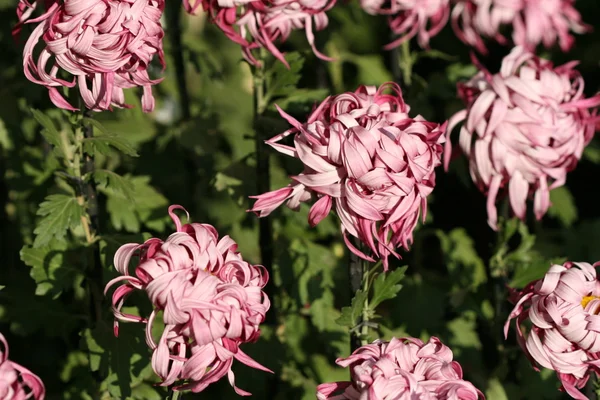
[168,390,182,400]
[349,239,370,351]
[166,1,191,120]
[360,259,369,346]
[253,50,275,323]
[400,41,413,87]
[80,110,103,324]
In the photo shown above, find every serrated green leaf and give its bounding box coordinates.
[83,323,155,399]
[106,197,141,232]
[31,108,62,149]
[370,267,407,310]
[510,256,566,288]
[20,243,82,296]
[213,172,242,192]
[33,194,84,247]
[94,170,135,201]
[336,290,367,328]
[547,186,578,227]
[439,228,487,293]
[271,88,329,112]
[104,175,168,232]
[309,290,336,331]
[265,52,304,102]
[82,118,138,157]
[447,311,482,351]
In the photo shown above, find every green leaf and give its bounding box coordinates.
[82,118,138,157]
[447,311,482,351]
[0,118,12,151]
[271,88,329,113]
[93,170,135,201]
[438,228,487,294]
[547,186,578,227]
[336,290,367,328]
[82,323,159,399]
[584,141,600,163]
[213,172,242,192]
[416,49,457,62]
[31,108,62,149]
[309,290,336,331]
[265,52,304,102]
[344,53,394,85]
[369,266,407,310]
[33,194,84,247]
[510,256,565,288]
[486,379,509,400]
[104,175,169,233]
[20,243,82,296]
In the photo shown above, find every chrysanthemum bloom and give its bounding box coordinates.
[104,205,271,395]
[0,333,45,400]
[192,0,335,67]
[360,0,450,49]
[316,337,484,399]
[19,0,165,112]
[249,83,445,268]
[444,47,600,230]
[505,261,600,400]
[451,0,590,54]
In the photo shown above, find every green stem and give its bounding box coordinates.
[253,50,275,324]
[166,0,191,120]
[400,41,413,87]
[80,110,103,325]
[169,390,182,400]
[360,259,369,346]
[349,240,371,350]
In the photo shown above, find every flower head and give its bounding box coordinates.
[19,0,165,112]
[104,205,271,395]
[193,0,335,67]
[451,0,590,54]
[505,261,600,400]
[317,337,484,400]
[249,83,446,269]
[444,47,600,230]
[361,0,451,49]
[0,333,45,400]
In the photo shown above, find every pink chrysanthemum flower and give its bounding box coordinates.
[0,333,45,400]
[360,0,450,49]
[104,205,271,395]
[249,83,446,269]
[18,0,165,112]
[444,47,600,230]
[505,261,600,400]
[451,0,590,54]
[316,337,484,400]
[190,0,335,67]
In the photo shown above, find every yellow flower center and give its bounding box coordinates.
[581,295,600,309]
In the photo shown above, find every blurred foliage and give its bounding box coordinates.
[0,0,599,399]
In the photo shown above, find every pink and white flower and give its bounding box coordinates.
[0,332,45,400]
[19,0,165,112]
[360,0,451,49]
[451,0,590,54]
[505,261,600,400]
[444,47,600,230]
[249,83,446,269]
[193,0,335,67]
[317,337,484,399]
[104,205,271,395]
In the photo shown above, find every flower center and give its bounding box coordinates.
[581,295,600,309]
